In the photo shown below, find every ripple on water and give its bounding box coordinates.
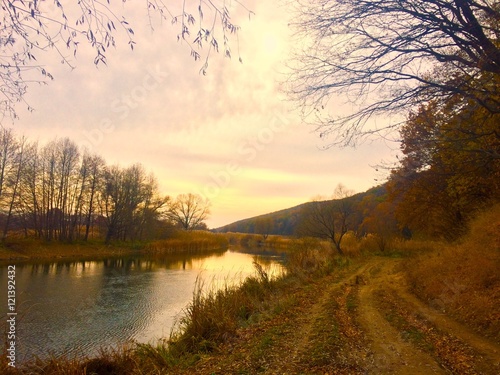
[0,249,286,360]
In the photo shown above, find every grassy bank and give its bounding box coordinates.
[2,206,498,373]
[1,238,355,374]
[224,232,295,249]
[402,204,500,343]
[0,240,142,263]
[145,231,228,254]
[0,231,229,263]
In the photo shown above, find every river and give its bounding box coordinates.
[0,248,285,362]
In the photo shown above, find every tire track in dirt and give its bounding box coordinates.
[273,264,371,374]
[388,272,500,368]
[355,258,445,374]
[175,256,500,374]
[356,257,500,374]
[255,261,374,374]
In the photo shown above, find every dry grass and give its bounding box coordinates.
[0,239,143,263]
[169,272,273,356]
[144,230,228,254]
[264,235,295,249]
[285,237,354,282]
[223,232,295,249]
[403,204,500,342]
[0,231,228,263]
[1,345,136,375]
[224,232,262,247]
[0,236,343,374]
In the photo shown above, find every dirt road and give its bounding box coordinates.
[180,256,500,374]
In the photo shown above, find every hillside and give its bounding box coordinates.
[215,185,387,236]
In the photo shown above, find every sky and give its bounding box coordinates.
[11,1,398,228]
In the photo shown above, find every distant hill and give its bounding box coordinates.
[215,185,387,236]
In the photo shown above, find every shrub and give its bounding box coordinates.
[286,237,336,279]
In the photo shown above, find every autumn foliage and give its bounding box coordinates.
[388,76,500,239]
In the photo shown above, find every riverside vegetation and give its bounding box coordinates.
[1,204,499,374]
[0,230,229,263]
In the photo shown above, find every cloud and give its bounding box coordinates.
[11,1,397,228]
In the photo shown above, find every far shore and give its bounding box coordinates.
[0,232,289,265]
[0,242,151,264]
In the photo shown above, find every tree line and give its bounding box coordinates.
[217,184,396,255]
[0,129,210,243]
[288,0,500,242]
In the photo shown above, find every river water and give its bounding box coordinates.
[0,248,285,362]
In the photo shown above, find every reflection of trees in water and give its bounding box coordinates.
[0,248,286,360]
[27,260,97,276]
[232,247,287,261]
[17,248,228,277]
[14,248,276,283]
[143,248,226,270]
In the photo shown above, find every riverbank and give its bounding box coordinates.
[2,207,498,374]
[3,247,499,374]
[2,246,500,373]
[0,241,139,263]
[0,231,229,264]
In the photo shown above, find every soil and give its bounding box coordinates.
[175,256,500,374]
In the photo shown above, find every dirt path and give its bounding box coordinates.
[355,257,500,374]
[179,256,500,374]
[356,258,445,374]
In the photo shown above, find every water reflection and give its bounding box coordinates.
[0,248,284,361]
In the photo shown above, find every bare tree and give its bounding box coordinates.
[83,154,105,241]
[135,174,169,241]
[287,0,500,146]
[168,193,210,230]
[102,164,147,242]
[55,138,80,240]
[17,141,40,237]
[2,136,27,240]
[255,217,274,240]
[1,1,251,121]
[297,184,354,254]
[0,128,17,201]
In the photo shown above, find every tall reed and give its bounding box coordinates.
[146,230,228,254]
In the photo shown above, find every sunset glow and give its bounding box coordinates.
[11,1,396,228]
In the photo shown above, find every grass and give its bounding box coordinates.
[0,239,143,263]
[375,288,479,373]
[0,236,347,374]
[2,204,498,373]
[402,204,500,343]
[146,231,229,254]
[223,232,295,249]
[0,230,229,263]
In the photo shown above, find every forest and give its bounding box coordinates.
[2,79,498,248]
